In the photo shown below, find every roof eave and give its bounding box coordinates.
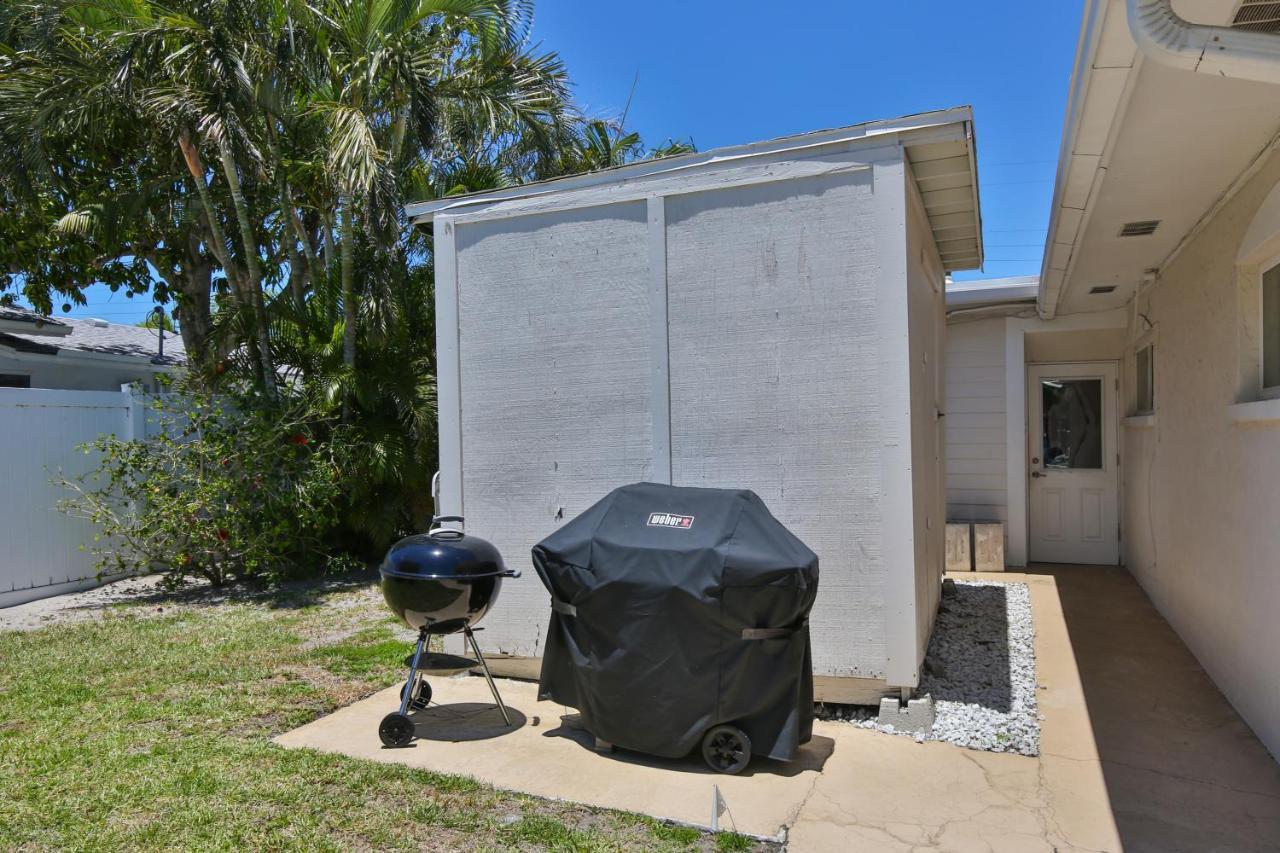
[406,106,979,225]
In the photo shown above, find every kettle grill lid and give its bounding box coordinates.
[380,529,507,581]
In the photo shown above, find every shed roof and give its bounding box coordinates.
[407,106,984,272]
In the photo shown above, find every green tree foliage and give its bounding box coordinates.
[3,0,692,565]
[56,388,356,586]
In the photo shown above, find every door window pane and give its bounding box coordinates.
[1042,378,1103,469]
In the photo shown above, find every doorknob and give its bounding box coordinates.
[1031,471,1044,479]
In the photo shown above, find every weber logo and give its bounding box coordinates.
[647,512,694,529]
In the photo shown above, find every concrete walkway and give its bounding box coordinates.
[275,567,1280,851]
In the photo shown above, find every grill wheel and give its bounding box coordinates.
[701,725,752,774]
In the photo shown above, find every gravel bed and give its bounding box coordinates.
[822,580,1040,756]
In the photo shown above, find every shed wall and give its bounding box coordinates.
[905,181,947,661]
[663,172,885,677]
[453,203,654,655]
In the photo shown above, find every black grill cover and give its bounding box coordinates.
[533,482,819,761]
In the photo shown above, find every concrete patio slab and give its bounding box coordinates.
[274,675,832,840]
[275,566,1280,851]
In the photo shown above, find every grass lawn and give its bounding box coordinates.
[0,577,762,852]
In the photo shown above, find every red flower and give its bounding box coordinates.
[288,433,309,446]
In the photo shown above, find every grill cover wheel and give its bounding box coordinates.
[702,725,752,774]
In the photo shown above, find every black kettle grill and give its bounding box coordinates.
[377,516,520,747]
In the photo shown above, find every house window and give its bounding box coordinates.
[0,374,30,388]
[1265,262,1280,393]
[1135,345,1154,414]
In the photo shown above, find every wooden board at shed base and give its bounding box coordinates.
[945,523,971,572]
[974,523,1005,572]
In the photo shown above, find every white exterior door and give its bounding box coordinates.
[1027,362,1119,565]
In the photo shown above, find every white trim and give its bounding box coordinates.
[646,195,672,485]
[1229,398,1280,424]
[433,217,464,518]
[873,154,919,688]
[0,386,133,408]
[1000,308,1129,567]
[1004,320,1028,567]
[1123,414,1156,428]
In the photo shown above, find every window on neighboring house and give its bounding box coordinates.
[1135,344,1154,415]
[1265,262,1280,393]
[0,374,30,388]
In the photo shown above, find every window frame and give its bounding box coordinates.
[1263,256,1280,400]
[1134,343,1155,415]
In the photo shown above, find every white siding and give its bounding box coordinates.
[944,318,1008,533]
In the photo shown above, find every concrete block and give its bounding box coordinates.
[877,695,936,734]
[945,523,972,572]
[973,523,1005,572]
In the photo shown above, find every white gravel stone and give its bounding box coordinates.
[820,580,1040,756]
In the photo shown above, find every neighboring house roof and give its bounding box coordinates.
[1040,0,1280,318]
[0,304,71,336]
[406,106,986,273]
[946,275,1039,310]
[0,311,185,366]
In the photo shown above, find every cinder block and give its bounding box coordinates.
[945,523,972,572]
[877,695,936,734]
[973,523,1005,572]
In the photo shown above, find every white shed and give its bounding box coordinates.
[408,107,984,702]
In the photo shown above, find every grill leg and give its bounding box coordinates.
[398,628,428,715]
[465,627,513,726]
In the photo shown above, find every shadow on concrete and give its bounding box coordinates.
[541,713,835,778]
[406,702,527,742]
[1025,563,1280,852]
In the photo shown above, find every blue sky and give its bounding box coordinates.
[36,0,1082,326]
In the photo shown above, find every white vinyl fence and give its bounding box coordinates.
[0,386,156,608]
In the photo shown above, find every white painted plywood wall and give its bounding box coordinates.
[905,178,947,663]
[663,172,885,678]
[452,203,654,656]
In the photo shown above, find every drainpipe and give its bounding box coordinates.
[1128,0,1280,83]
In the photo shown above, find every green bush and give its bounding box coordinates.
[58,388,355,586]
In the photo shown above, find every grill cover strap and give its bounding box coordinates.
[741,626,797,640]
[551,598,577,617]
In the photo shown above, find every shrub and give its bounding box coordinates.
[58,388,354,586]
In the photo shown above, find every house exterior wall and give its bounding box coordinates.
[0,353,159,391]
[944,317,1008,531]
[439,148,946,690]
[1122,146,1280,758]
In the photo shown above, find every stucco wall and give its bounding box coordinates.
[1122,147,1280,759]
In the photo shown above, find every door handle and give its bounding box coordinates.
[1031,471,1044,479]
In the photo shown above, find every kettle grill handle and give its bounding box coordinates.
[427,515,465,539]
